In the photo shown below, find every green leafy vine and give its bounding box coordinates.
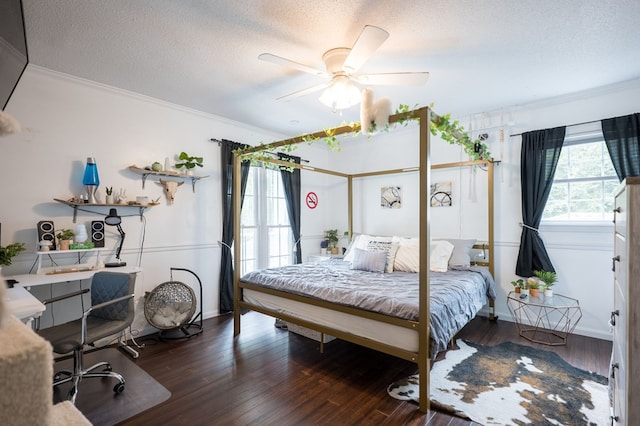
[429,110,491,160]
[234,104,491,163]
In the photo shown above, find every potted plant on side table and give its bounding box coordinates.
[534,269,558,297]
[324,229,340,255]
[510,279,524,294]
[320,239,329,255]
[527,279,541,297]
[56,229,75,250]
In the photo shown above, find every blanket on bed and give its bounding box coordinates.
[241,263,496,355]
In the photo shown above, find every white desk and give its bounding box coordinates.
[5,286,46,323]
[9,265,142,289]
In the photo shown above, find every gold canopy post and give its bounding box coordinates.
[418,106,431,413]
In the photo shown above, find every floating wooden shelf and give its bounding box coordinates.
[54,198,156,222]
[128,165,208,192]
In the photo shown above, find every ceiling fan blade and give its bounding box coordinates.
[276,83,327,101]
[259,53,326,76]
[343,25,390,73]
[355,72,430,86]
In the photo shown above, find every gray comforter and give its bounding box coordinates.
[241,262,497,356]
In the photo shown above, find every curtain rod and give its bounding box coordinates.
[210,138,309,163]
[510,118,601,137]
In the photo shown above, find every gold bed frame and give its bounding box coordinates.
[232,106,495,413]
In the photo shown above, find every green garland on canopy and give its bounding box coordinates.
[235,104,491,163]
[430,111,492,161]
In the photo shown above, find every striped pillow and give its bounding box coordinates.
[351,248,387,273]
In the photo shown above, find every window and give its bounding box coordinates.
[239,164,292,274]
[543,131,618,222]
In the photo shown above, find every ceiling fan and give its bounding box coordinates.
[259,25,429,110]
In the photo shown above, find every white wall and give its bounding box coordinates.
[0,66,329,335]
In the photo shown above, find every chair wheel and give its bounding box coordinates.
[113,383,125,394]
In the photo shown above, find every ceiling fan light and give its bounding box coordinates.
[319,76,361,110]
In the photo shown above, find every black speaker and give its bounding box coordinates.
[37,220,56,251]
[91,220,105,247]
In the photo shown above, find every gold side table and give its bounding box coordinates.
[507,291,582,346]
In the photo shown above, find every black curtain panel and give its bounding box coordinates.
[515,126,566,277]
[278,153,302,264]
[218,139,250,314]
[602,113,640,181]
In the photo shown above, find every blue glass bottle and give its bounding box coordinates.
[82,157,100,203]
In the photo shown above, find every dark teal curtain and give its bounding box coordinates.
[602,113,640,180]
[278,153,302,264]
[219,140,250,314]
[515,126,565,277]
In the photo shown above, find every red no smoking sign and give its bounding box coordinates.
[306,192,318,209]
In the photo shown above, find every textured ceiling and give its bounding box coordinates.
[21,0,640,137]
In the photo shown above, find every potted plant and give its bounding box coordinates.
[320,239,329,255]
[527,278,541,297]
[56,229,75,250]
[510,278,524,294]
[324,229,340,254]
[174,152,203,175]
[0,242,26,267]
[534,270,558,297]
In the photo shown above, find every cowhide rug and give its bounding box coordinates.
[388,340,610,425]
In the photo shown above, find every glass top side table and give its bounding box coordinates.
[507,291,582,346]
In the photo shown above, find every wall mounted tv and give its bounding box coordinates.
[0,0,29,111]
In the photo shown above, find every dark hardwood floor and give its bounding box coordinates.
[118,312,612,425]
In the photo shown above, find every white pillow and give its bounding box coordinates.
[366,240,399,273]
[351,248,387,273]
[343,234,370,263]
[430,240,454,272]
[434,238,476,267]
[344,234,393,263]
[393,237,420,272]
[392,238,455,272]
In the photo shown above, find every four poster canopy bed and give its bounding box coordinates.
[232,107,497,413]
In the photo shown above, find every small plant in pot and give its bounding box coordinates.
[527,278,541,297]
[510,278,524,294]
[320,239,329,255]
[533,270,557,297]
[0,242,26,267]
[56,229,75,250]
[174,152,203,175]
[324,229,340,254]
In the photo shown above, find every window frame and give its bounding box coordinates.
[239,163,293,275]
[541,129,618,226]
